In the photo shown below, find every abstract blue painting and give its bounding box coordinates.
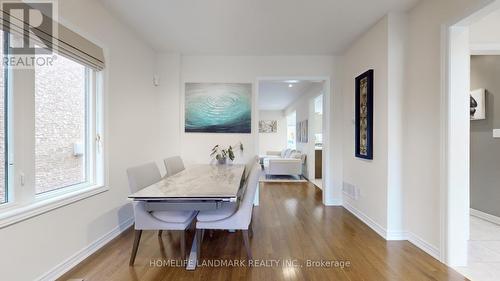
[185,83,252,133]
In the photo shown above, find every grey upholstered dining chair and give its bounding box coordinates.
[195,162,261,259]
[164,156,185,177]
[127,162,197,265]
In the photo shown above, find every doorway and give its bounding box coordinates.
[444,1,500,277]
[256,77,330,203]
[311,93,324,189]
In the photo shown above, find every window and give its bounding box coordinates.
[314,94,323,115]
[35,55,90,194]
[0,50,103,213]
[287,111,296,149]
[314,94,323,146]
[0,16,105,225]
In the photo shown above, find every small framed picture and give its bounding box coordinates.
[470,88,486,120]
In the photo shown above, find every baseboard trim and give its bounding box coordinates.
[470,208,500,226]
[386,230,408,241]
[407,232,441,261]
[37,217,134,281]
[324,198,343,206]
[342,201,388,239]
[342,201,441,260]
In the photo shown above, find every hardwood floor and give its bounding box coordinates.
[59,182,468,281]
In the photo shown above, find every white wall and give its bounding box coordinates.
[386,13,407,239]
[342,16,390,233]
[470,8,500,48]
[341,13,407,240]
[258,110,287,154]
[284,83,324,180]
[339,0,494,259]
[172,55,344,205]
[151,55,344,205]
[178,56,337,166]
[0,0,167,280]
[403,0,491,261]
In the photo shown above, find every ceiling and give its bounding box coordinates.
[100,0,418,55]
[258,81,323,111]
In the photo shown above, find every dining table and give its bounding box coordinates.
[128,164,247,270]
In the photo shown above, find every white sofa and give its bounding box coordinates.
[260,149,306,177]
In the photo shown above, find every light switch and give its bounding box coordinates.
[493,129,500,138]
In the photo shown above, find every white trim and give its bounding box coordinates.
[343,201,407,240]
[407,232,441,261]
[343,201,441,259]
[470,208,500,225]
[325,198,343,206]
[0,185,109,229]
[37,217,134,281]
[342,201,388,240]
[386,230,408,241]
[470,43,500,55]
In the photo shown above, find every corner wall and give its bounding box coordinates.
[340,13,408,240]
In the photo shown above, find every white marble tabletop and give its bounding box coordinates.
[128,164,245,200]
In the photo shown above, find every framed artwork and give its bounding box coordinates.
[185,83,252,133]
[259,120,277,133]
[470,88,486,120]
[355,70,374,160]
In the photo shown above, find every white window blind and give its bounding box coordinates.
[0,8,105,70]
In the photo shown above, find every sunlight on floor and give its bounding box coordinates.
[455,216,500,281]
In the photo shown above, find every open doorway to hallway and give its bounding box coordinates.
[257,79,326,190]
[446,2,500,280]
[459,54,500,281]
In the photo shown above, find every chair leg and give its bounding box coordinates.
[180,231,186,259]
[158,230,163,237]
[129,230,142,266]
[242,230,252,260]
[196,229,203,258]
[249,219,254,238]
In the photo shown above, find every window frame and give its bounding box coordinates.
[287,111,297,150]
[0,50,107,228]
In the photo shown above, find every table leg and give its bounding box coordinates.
[186,230,198,270]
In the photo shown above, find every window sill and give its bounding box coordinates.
[0,185,109,229]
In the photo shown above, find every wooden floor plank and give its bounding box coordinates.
[58,182,468,281]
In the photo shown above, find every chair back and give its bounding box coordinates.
[126,162,161,193]
[164,156,185,177]
[241,163,261,208]
[244,156,259,180]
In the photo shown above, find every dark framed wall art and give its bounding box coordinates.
[355,69,374,160]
